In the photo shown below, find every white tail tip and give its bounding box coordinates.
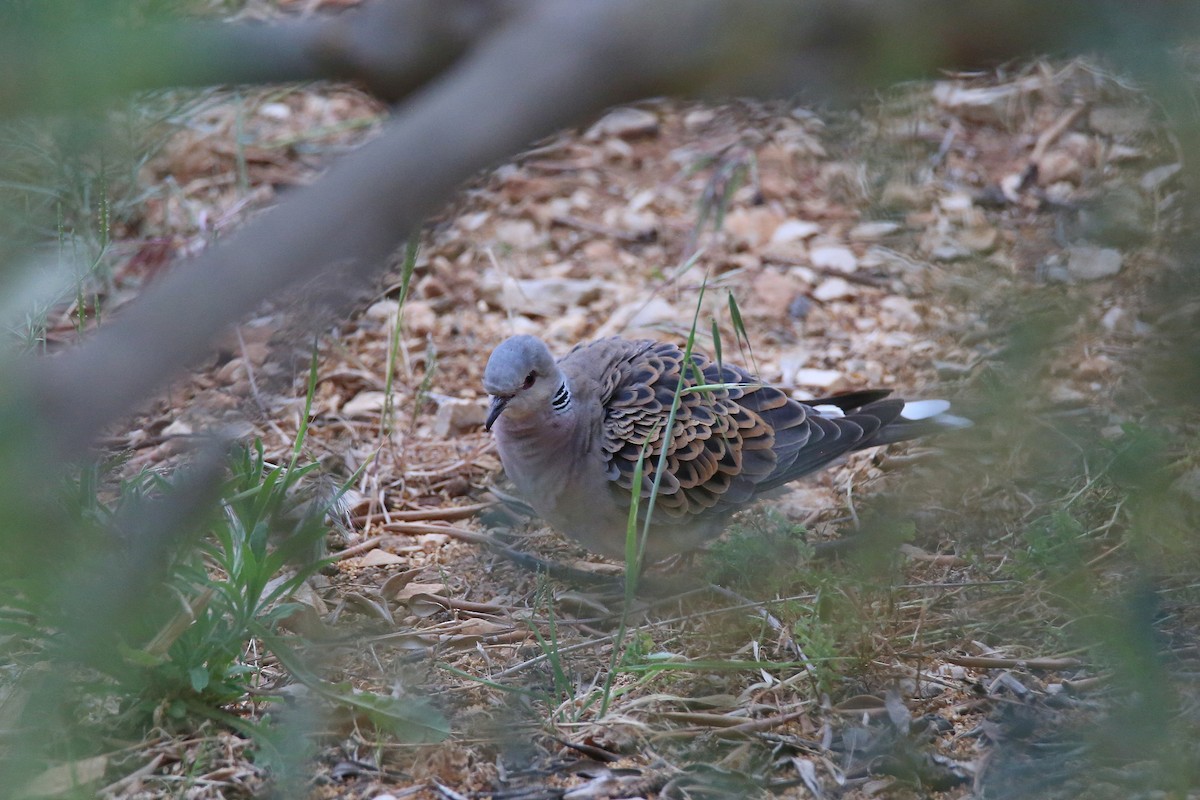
[900,399,951,420]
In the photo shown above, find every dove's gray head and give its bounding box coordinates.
[483,335,562,430]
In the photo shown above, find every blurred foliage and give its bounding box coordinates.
[0,435,448,789]
[0,1,1198,796]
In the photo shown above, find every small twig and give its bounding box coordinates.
[334,534,386,560]
[408,593,507,615]
[352,501,493,524]
[898,544,969,567]
[723,706,812,735]
[1030,100,1088,162]
[943,654,1084,670]
[1061,673,1109,691]
[432,781,469,800]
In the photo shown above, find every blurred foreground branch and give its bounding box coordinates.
[0,0,510,113]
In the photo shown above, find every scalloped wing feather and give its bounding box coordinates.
[581,339,794,519]
[558,338,934,526]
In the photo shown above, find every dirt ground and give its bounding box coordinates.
[79,54,1200,799]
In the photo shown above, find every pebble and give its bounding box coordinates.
[724,206,785,248]
[162,418,193,437]
[1067,245,1123,281]
[360,549,405,567]
[1101,306,1127,332]
[402,301,437,336]
[1037,150,1083,185]
[432,397,487,438]
[596,297,678,338]
[751,269,802,318]
[788,295,813,320]
[770,218,822,244]
[959,224,998,253]
[342,391,391,418]
[492,219,543,250]
[777,349,809,382]
[499,277,609,316]
[1049,384,1089,406]
[585,107,659,140]
[848,221,900,241]
[794,368,843,388]
[209,351,245,382]
[683,108,716,130]
[366,299,399,321]
[810,245,859,273]
[939,192,975,214]
[878,295,920,327]
[812,276,855,302]
[544,311,590,342]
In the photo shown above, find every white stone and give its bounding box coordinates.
[879,295,919,325]
[770,219,821,244]
[810,245,859,273]
[812,277,855,302]
[365,300,399,320]
[794,368,843,388]
[1067,246,1123,281]
[342,391,392,418]
[683,108,716,130]
[777,349,810,382]
[401,301,437,336]
[500,277,610,317]
[162,418,193,437]
[432,397,488,438]
[258,102,291,120]
[939,193,975,214]
[360,549,405,567]
[492,219,543,250]
[849,221,900,241]
[585,107,659,140]
[596,297,678,337]
[724,207,784,248]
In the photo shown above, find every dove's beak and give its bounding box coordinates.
[485,395,509,431]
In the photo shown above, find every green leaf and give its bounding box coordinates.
[189,665,211,693]
[727,291,746,340]
[118,640,168,668]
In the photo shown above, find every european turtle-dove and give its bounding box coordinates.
[483,335,967,561]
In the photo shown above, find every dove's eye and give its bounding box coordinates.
[523,371,537,389]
